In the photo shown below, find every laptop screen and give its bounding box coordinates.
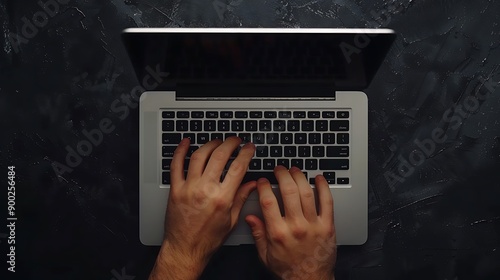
[122,29,395,92]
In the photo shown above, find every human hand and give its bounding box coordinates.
[245,166,337,280]
[150,137,256,280]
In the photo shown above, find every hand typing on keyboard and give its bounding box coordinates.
[150,137,337,280]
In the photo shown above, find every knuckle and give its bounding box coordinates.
[291,223,308,239]
[190,151,204,162]
[270,229,287,243]
[211,150,227,161]
[301,189,314,200]
[260,197,276,210]
[213,196,230,211]
[228,159,245,173]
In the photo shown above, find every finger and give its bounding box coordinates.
[204,136,242,182]
[245,215,268,262]
[230,181,257,226]
[289,167,317,221]
[274,166,303,219]
[222,142,255,195]
[170,138,190,186]
[256,178,284,230]
[316,175,334,223]
[187,139,223,179]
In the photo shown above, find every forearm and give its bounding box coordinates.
[149,242,207,280]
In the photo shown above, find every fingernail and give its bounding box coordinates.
[258,178,268,184]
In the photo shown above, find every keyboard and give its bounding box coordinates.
[161,109,351,186]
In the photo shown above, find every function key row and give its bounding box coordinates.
[162,111,350,119]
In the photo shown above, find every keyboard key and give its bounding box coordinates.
[322,111,335,118]
[232,120,244,131]
[183,133,195,144]
[190,120,202,131]
[204,120,216,131]
[250,111,263,118]
[176,120,188,131]
[177,111,190,118]
[259,120,272,131]
[162,159,172,170]
[291,159,303,169]
[225,133,237,139]
[308,111,320,118]
[266,133,279,144]
[323,133,335,144]
[218,120,230,131]
[284,146,296,157]
[313,146,325,157]
[221,111,233,118]
[162,120,174,131]
[337,133,349,144]
[197,133,210,144]
[270,146,282,157]
[309,178,316,185]
[337,111,349,118]
[239,133,251,143]
[279,111,292,118]
[264,111,277,118]
[183,159,190,170]
[263,159,275,170]
[277,159,289,168]
[309,133,321,144]
[256,146,268,157]
[327,146,349,157]
[302,120,314,131]
[287,120,300,131]
[319,159,349,170]
[298,146,311,157]
[206,111,218,118]
[281,133,293,144]
[162,172,170,184]
[323,172,335,184]
[243,172,278,184]
[337,178,350,184]
[163,133,181,144]
[187,146,199,157]
[249,159,261,170]
[316,120,328,131]
[295,133,307,144]
[330,120,349,131]
[305,159,318,170]
[162,111,175,118]
[293,111,306,118]
[253,133,266,144]
[235,111,248,118]
[273,120,286,131]
[246,120,258,131]
[162,146,176,157]
[211,133,224,140]
[192,111,204,118]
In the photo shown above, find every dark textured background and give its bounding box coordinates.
[1,0,500,279]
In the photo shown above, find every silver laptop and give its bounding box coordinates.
[122,28,395,246]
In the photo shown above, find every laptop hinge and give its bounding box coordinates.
[175,82,336,101]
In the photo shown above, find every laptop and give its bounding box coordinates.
[122,28,395,246]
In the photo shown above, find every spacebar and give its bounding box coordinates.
[242,172,278,184]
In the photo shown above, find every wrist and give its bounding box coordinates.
[150,241,208,280]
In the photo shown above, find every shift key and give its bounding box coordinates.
[319,159,349,170]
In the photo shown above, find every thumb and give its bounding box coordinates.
[246,215,267,261]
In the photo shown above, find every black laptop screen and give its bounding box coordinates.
[122,30,395,92]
